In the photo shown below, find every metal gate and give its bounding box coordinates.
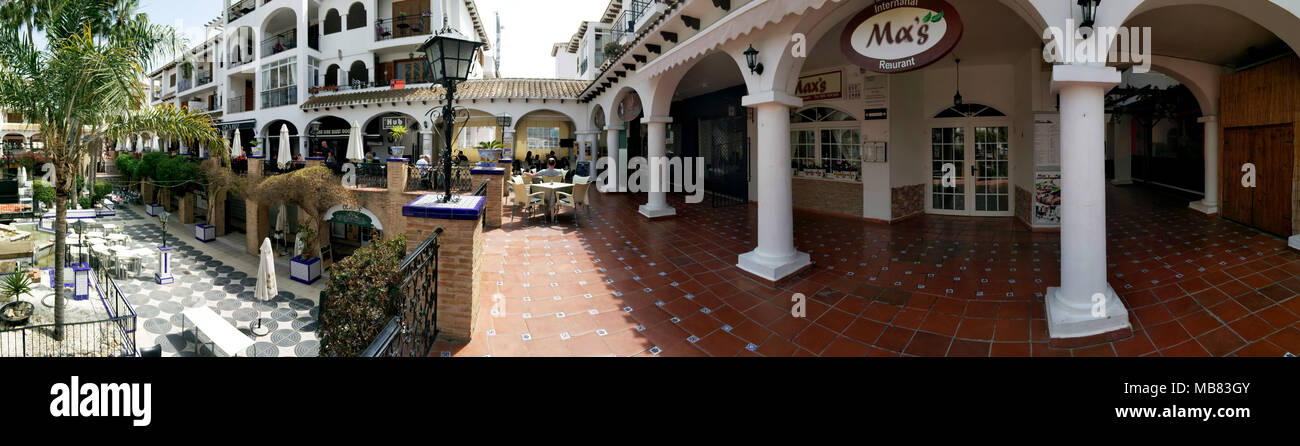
[703,115,748,207]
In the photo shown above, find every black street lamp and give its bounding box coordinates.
[1078,0,1101,30]
[744,44,763,75]
[419,17,486,203]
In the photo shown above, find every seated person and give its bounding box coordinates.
[416,155,432,174]
[523,158,565,182]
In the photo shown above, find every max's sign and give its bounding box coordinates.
[840,0,963,73]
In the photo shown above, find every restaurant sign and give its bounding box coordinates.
[796,71,843,101]
[840,0,964,74]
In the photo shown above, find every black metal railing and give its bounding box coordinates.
[261,28,298,57]
[610,0,650,42]
[310,80,374,95]
[260,86,297,108]
[228,0,255,22]
[263,159,306,176]
[406,163,474,193]
[363,227,442,357]
[178,79,192,91]
[355,162,388,189]
[375,12,433,41]
[1,271,137,357]
[229,52,252,68]
[228,96,249,113]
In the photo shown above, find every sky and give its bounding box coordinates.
[138,0,610,79]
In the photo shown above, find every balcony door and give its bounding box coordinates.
[392,0,430,38]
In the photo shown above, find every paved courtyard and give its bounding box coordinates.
[95,204,323,357]
[432,183,1300,357]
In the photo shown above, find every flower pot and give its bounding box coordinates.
[1,301,34,326]
[389,146,405,157]
[290,255,321,285]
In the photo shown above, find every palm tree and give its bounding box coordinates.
[0,0,222,340]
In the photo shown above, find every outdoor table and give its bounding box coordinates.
[107,234,130,245]
[181,306,255,357]
[85,231,105,239]
[531,182,573,220]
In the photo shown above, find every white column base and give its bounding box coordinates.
[1188,201,1219,215]
[637,204,677,219]
[1044,285,1130,341]
[1287,235,1300,251]
[1110,178,1132,186]
[737,249,811,283]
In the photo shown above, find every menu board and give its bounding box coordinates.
[1034,172,1061,226]
[1034,113,1060,169]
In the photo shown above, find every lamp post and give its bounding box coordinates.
[1078,0,1100,30]
[496,113,512,146]
[418,16,486,204]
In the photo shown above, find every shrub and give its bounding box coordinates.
[114,154,141,179]
[93,182,113,203]
[138,151,169,180]
[603,42,625,62]
[318,234,407,357]
[77,196,91,209]
[155,156,201,194]
[32,180,54,206]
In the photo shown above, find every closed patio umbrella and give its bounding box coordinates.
[232,131,243,157]
[16,166,26,185]
[346,120,364,162]
[253,237,277,337]
[152,133,160,152]
[277,125,292,169]
[136,134,143,152]
[275,204,288,251]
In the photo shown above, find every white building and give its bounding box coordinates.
[147,0,1300,347]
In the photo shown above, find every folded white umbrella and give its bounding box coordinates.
[16,167,26,185]
[136,134,143,152]
[277,125,292,169]
[275,204,287,237]
[346,120,364,162]
[232,131,243,157]
[152,133,160,152]
[253,237,277,336]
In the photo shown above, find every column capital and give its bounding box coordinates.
[641,115,673,124]
[741,90,803,109]
[1197,115,1218,124]
[1050,64,1121,93]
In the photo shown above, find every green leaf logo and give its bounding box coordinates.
[931,11,944,23]
[923,12,933,22]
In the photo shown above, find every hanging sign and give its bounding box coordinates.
[840,0,964,73]
[329,209,373,227]
[617,93,642,122]
[796,71,843,101]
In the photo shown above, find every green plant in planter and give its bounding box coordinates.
[388,125,407,145]
[1,271,35,304]
[294,223,318,260]
[603,42,625,62]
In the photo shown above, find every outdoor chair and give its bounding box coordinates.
[139,345,162,357]
[542,174,564,183]
[555,182,591,226]
[510,181,544,225]
[573,175,589,184]
[377,24,391,38]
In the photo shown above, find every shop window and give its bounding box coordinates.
[791,106,855,123]
[527,127,560,150]
[791,130,816,175]
[458,126,496,149]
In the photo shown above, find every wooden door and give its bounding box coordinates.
[1221,124,1295,236]
[1254,125,1294,236]
[1221,127,1254,225]
[244,80,254,111]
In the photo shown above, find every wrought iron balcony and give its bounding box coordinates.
[260,86,298,109]
[262,28,298,57]
[228,0,255,23]
[375,12,433,41]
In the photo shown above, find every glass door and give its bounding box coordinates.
[929,124,1012,216]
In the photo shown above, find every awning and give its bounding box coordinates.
[216,119,257,132]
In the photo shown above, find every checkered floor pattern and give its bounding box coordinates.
[105,216,318,357]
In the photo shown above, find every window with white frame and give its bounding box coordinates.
[526,127,560,150]
[458,126,496,149]
[789,107,861,181]
[261,57,297,92]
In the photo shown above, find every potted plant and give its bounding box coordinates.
[387,125,407,157]
[290,223,322,284]
[0,271,36,326]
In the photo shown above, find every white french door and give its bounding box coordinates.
[928,120,1013,216]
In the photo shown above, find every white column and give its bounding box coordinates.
[1046,64,1130,342]
[1111,114,1132,185]
[639,116,676,219]
[1190,115,1219,214]
[296,0,310,106]
[602,124,623,193]
[737,91,810,282]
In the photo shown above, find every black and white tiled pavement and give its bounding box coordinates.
[105,214,319,357]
